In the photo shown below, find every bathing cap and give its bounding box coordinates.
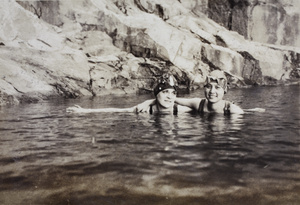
[205,70,228,93]
[153,73,178,96]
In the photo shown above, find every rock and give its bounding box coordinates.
[0,46,92,98]
[0,0,299,106]
[204,0,300,47]
[89,63,117,93]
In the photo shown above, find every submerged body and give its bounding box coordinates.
[176,70,244,114]
[66,88,191,114]
[67,74,192,114]
[138,70,246,114]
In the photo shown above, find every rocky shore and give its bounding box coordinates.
[0,0,299,106]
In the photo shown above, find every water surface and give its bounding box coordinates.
[0,85,299,205]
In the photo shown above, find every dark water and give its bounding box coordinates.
[0,85,299,205]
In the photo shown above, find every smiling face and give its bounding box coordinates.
[156,88,177,109]
[204,82,225,103]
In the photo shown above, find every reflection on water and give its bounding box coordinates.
[0,85,299,205]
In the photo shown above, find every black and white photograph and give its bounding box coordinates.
[0,0,299,204]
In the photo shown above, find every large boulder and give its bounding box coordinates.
[0,1,92,105]
[0,46,92,104]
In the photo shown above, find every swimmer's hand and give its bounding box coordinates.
[136,99,155,113]
[244,108,266,113]
[66,105,88,113]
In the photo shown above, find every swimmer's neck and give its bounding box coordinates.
[156,102,174,112]
[207,100,226,112]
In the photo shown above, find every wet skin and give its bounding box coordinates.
[156,88,177,110]
[204,82,225,104]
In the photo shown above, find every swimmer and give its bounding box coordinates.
[137,70,265,114]
[176,70,244,114]
[66,73,192,114]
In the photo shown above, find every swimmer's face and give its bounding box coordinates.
[204,82,225,103]
[156,88,177,108]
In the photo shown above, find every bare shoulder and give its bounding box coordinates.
[230,103,244,114]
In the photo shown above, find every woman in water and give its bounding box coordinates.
[176,70,244,114]
[137,70,263,114]
[66,73,192,114]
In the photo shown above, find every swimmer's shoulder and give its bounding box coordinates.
[229,102,244,114]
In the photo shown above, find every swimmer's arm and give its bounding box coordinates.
[244,108,266,112]
[230,104,245,114]
[177,105,194,113]
[93,106,137,112]
[175,98,201,110]
[66,105,137,113]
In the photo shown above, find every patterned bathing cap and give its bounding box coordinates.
[153,73,178,96]
[205,70,228,93]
